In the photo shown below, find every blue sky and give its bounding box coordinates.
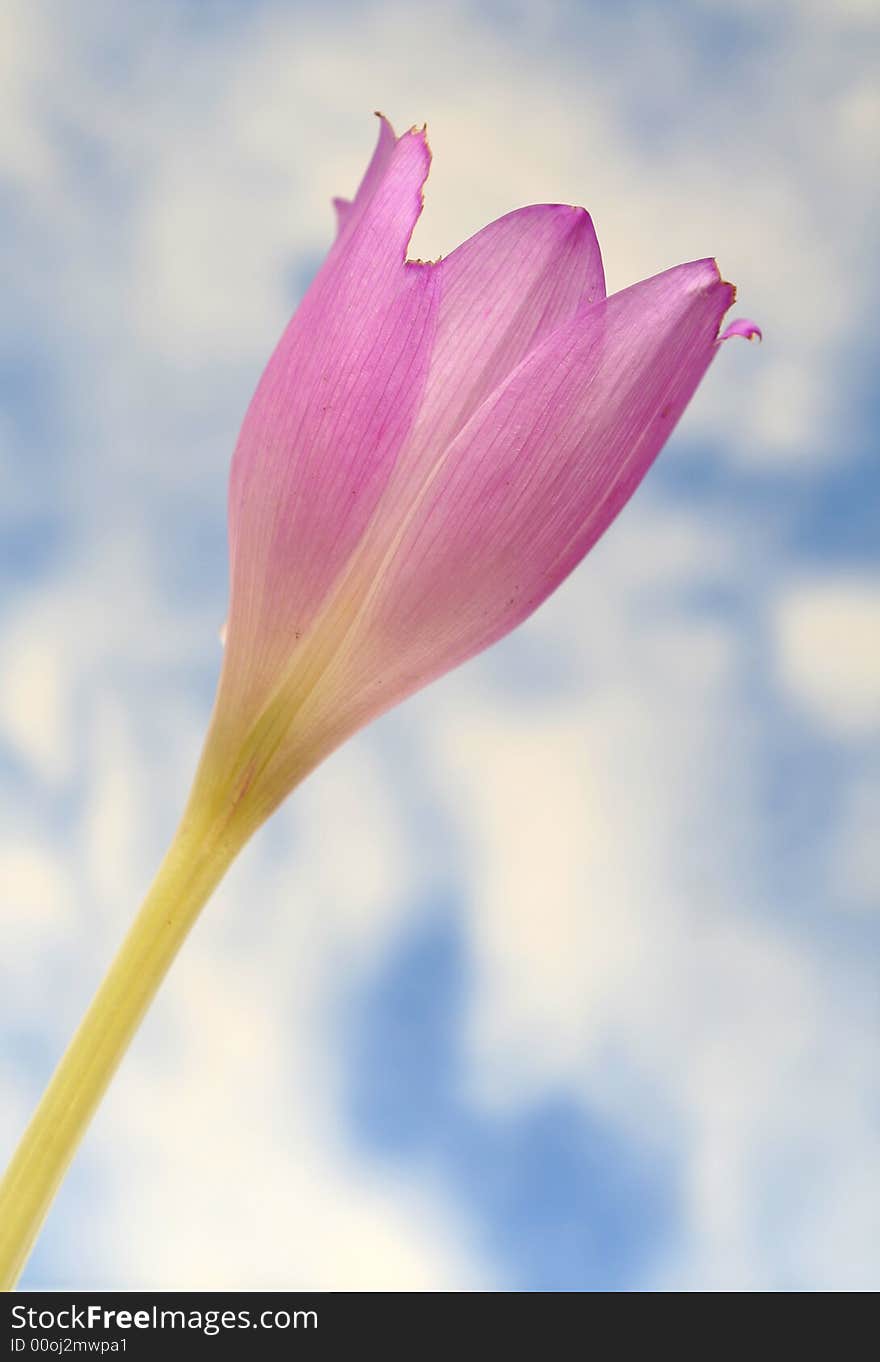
[1,0,878,1290]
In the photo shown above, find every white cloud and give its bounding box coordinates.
[773,577,880,736]
[0,613,74,786]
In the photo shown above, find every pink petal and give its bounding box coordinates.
[421,203,605,451]
[719,317,762,343]
[332,112,398,239]
[222,118,438,714]
[309,259,736,746]
[367,202,606,546]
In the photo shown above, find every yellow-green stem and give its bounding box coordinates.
[0,796,251,1291]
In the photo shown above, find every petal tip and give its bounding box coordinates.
[373,109,396,135]
[686,258,735,307]
[403,120,432,164]
[564,203,597,234]
[697,258,738,325]
[707,257,735,294]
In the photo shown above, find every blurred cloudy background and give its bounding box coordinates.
[1,0,878,1291]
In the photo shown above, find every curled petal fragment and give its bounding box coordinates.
[719,317,762,342]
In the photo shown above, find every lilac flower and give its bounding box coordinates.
[198,115,759,823]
